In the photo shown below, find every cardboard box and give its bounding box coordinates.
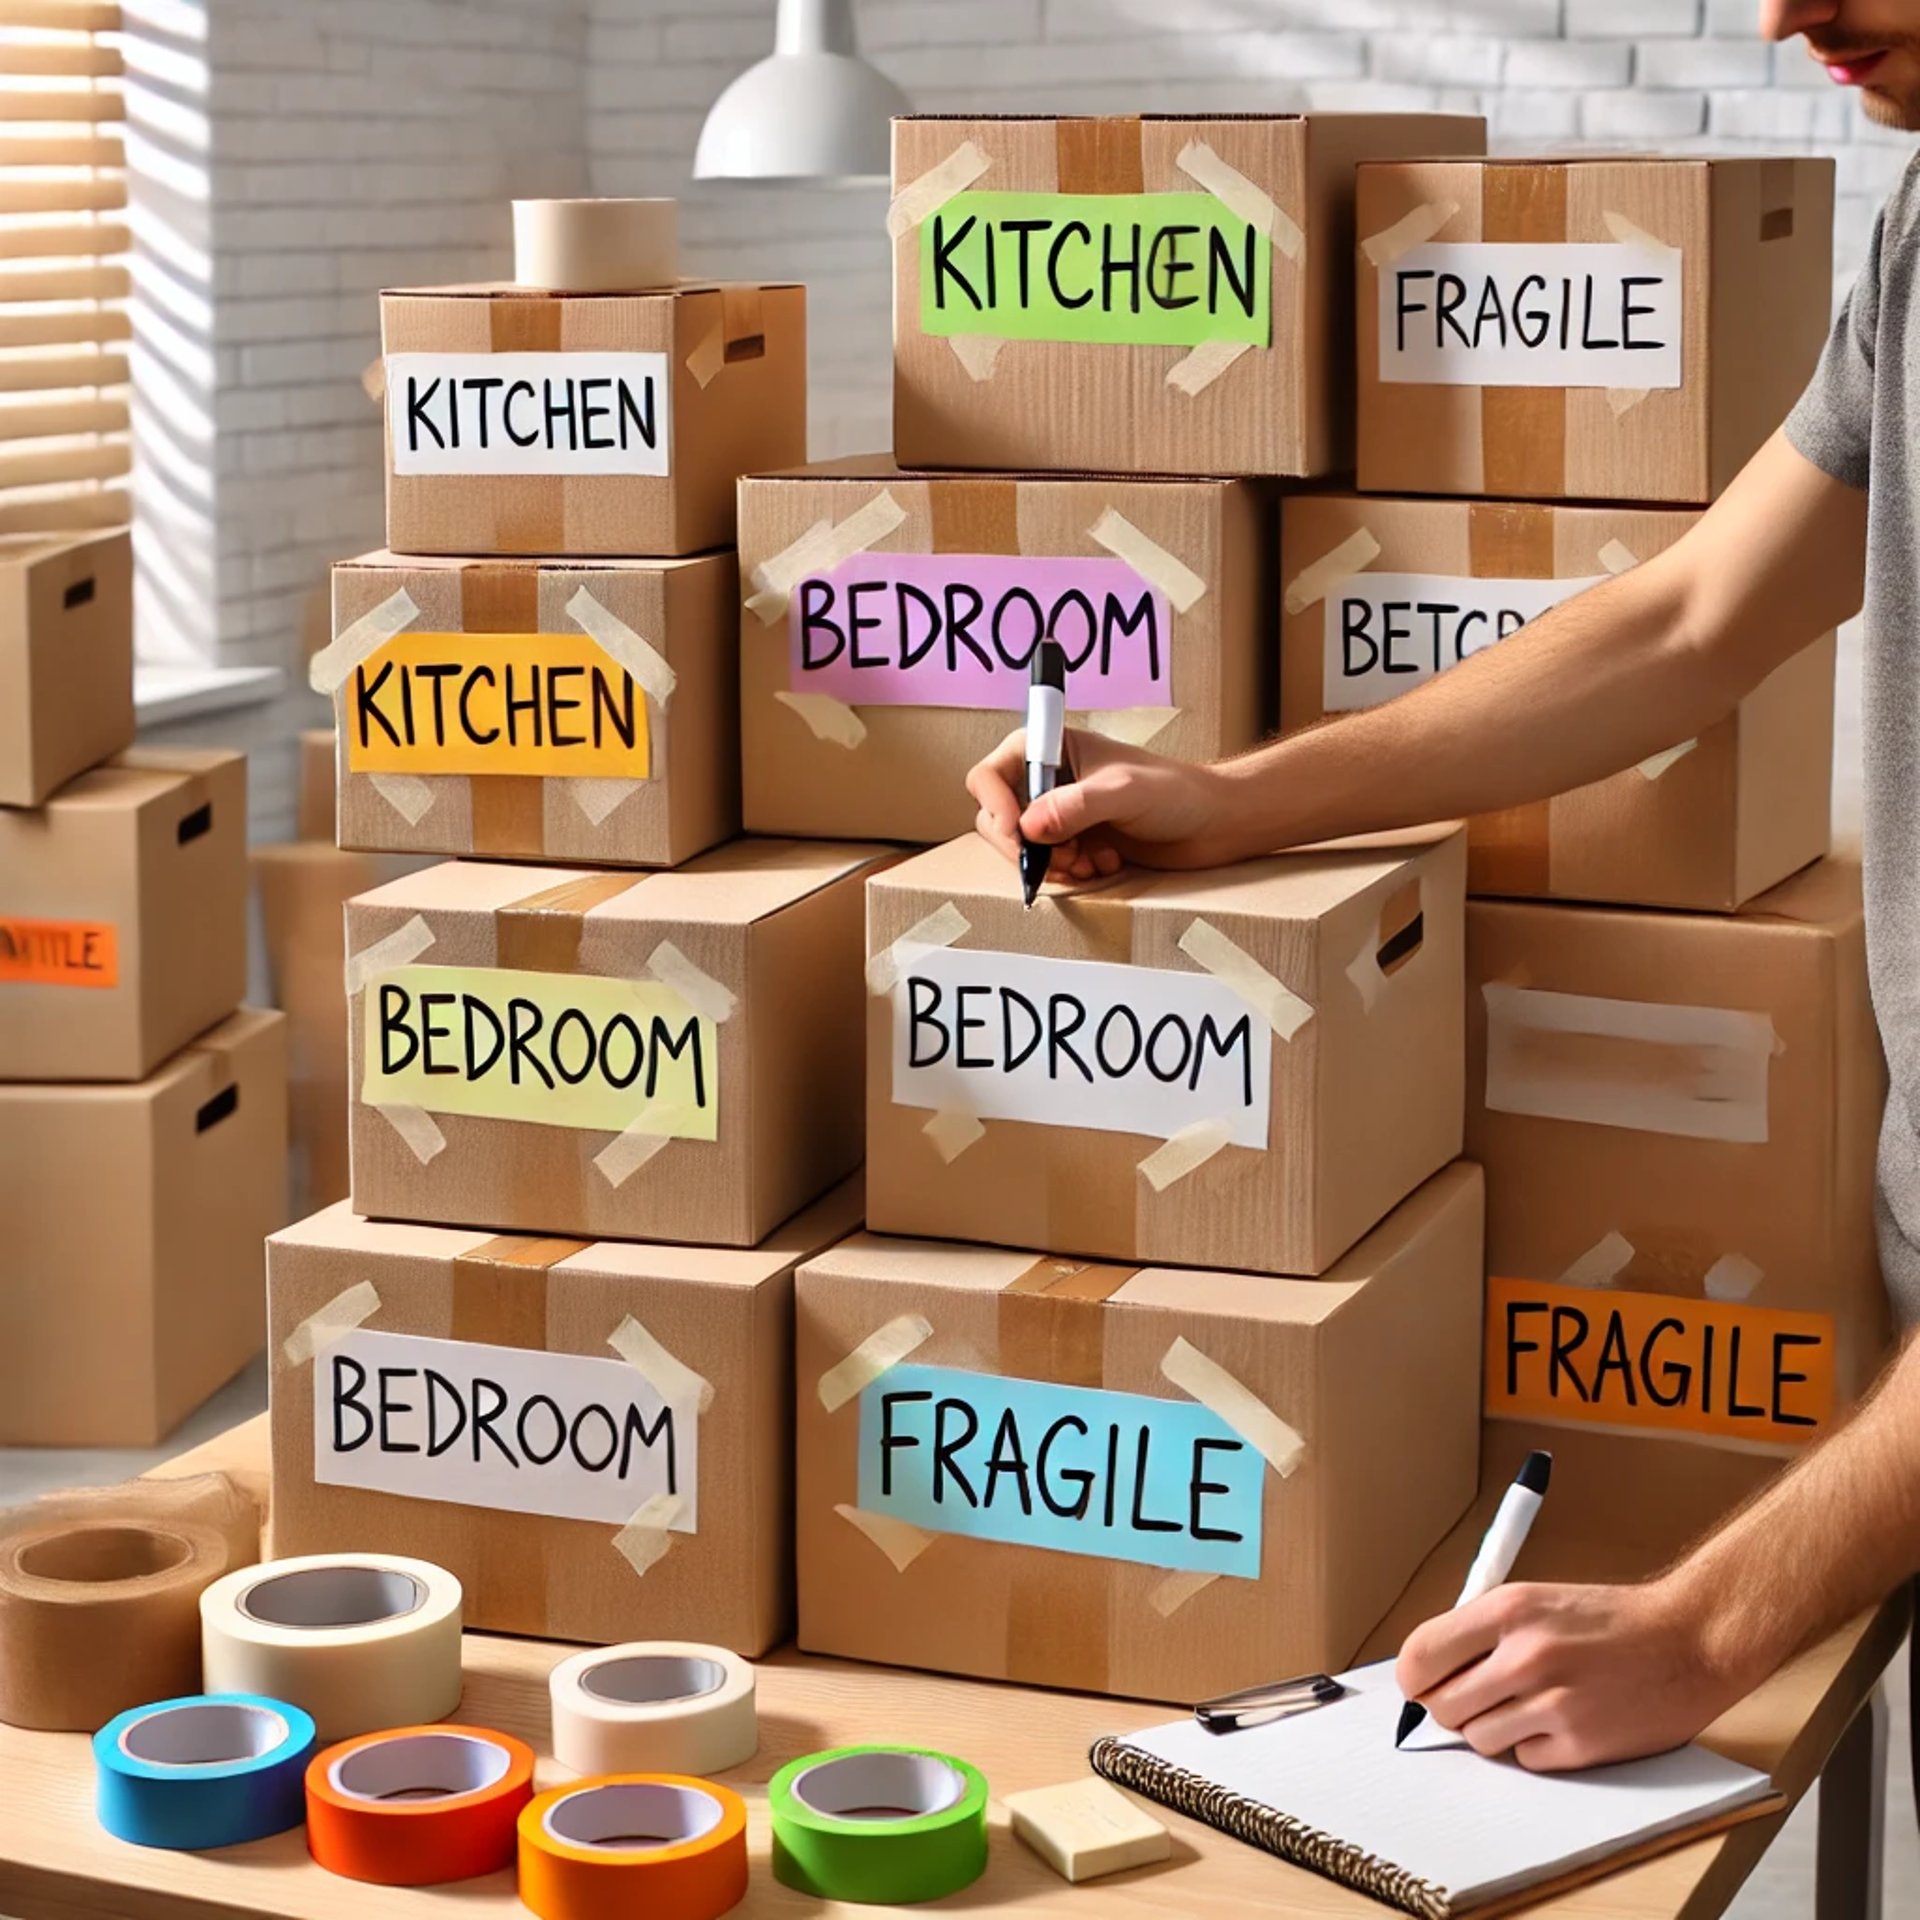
[0,528,134,806]
[324,549,737,868]
[1357,155,1834,503]
[346,841,891,1246]
[268,1177,863,1652]
[0,1007,288,1446]
[1468,856,1891,1458]
[381,279,805,557]
[1279,494,1834,909]
[0,749,247,1082]
[892,112,1485,478]
[866,829,1465,1276]
[296,728,334,842]
[796,1163,1483,1703]
[740,457,1272,844]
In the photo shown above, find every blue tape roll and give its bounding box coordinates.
[94,1693,316,1850]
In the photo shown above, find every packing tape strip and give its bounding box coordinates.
[1166,336,1254,397]
[593,1100,699,1191]
[867,900,971,997]
[566,586,677,709]
[1175,139,1303,260]
[747,489,907,624]
[818,1313,935,1414]
[770,1746,989,1903]
[571,776,642,825]
[375,1100,448,1166]
[1598,538,1639,575]
[1608,386,1652,419]
[1347,925,1385,1012]
[1557,1231,1636,1290]
[95,1692,316,1850]
[281,1280,381,1366]
[1148,1570,1218,1619]
[1602,209,1676,258]
[1284,527,1380,616]
[685,320,726,390]
[548,1643,756,1779]
[607,1314,714,1415]
[1137,1117,1233,1193]
[370,772,437,826]
[1086,508,1207,613]
[519,1774,749,1920]
[199,1553,464,1745]
[924,1107,985,1164]
[611,1493,683,1580]
[1704,1253,1765,1302]
[646,940,736,1025]
[361,358,385,403]
[948,333,1007,381]
[305,1725,534,1886]
[1160,1335,1306,1478]
[886,139,991,240]
[774,689,868,749]
[1636,738,1698,781]
[837,1504,938,1573]
[1178,917,1314,1042]
[1361,198,1459,268]
[1078,705,1180,747]
[309,586,420,695]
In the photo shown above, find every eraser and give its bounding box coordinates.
[1004,1776,1171,1883]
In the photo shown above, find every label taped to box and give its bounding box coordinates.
[0,915,118,988]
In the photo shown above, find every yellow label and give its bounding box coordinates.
[346,631,650,779]
[362,963,716,1138]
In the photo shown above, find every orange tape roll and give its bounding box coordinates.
[518,1773,748,1920]
[306,1724,534,1885]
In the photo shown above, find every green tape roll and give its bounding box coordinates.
[769,1744,989,1904]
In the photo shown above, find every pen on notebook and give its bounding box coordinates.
[1395,1449,1553,1750]
[1019,639,1070,910]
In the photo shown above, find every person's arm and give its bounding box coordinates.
[1394,1331,1920,1773]
[967,430,1866,879]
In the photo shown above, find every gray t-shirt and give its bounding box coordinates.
[1787,160,1920,1324]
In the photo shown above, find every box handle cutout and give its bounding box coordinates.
[1760,207,1794,243]
[195,1084,238,1133]
[1377,878,1424,979]
[63,574,95,611]
[723,333,765,365]
[176,803,212,846]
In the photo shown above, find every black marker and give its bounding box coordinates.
[1019,640,1069,910]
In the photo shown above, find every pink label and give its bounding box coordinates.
[789,551,1173,710]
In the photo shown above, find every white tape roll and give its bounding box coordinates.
[512,198,679,292]
[548,1641,757,1779]
[199,1554,463,1745]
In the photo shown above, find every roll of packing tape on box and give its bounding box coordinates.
[305,1724,534,1885]
[513,198,679,292]
[93,1692,316,1850]
[548,1642,756,1780]
[199,1554,463,1743]
[770,1745,990,1904]
[517,1774,749,1920]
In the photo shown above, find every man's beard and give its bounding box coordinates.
[1857,81,1920,131]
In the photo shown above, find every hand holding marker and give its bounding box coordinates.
[1020,640,1071,909]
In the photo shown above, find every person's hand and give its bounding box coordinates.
[1393,1578,1759,1772]
[965,728,1245,881]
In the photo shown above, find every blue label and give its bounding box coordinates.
[856,1363,1264,1577]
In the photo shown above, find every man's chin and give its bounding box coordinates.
[1858,85,1920,131]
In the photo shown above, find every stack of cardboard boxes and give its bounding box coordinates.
[0,528,288,1447]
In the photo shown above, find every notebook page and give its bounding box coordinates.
[1119,1660,1774,1909]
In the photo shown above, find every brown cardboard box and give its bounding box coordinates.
[740,457,1271,844]
[0,1007,289,1446]
[1469,856,1891,1458]
[1356,155,1834,504]
[866,829,1465,1275]
[268,1177,863,1651]
[296,729,335,842]
[796,1163,1483,1703]
[0,528,134,806]
[0,749,247,1082]
[1279,493,1834,909]
[381,280,805,557]
[892,113,1485,478]
[325,549,737,868]
[346,841,891,1246]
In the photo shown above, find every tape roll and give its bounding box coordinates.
[199,1554,463,1743]
[518,1774,748,1920]
[548,1642,756,1779]
[512,198,679,292]
[770,1745,990,1904]
[93,1692,316,1850]
[305,1724,534,1885]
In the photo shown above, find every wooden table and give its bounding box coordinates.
[0,1416,1905,1920]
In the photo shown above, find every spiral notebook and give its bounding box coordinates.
[1090,1661,1782,1919]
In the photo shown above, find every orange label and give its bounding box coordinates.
[1486,1275,1835,1446]
[0,916,118,987]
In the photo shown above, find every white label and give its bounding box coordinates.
[1379,242,1682,389]
[1323,570,1605,712]
[313,1327,697,1529]
[386,351,671,476]
[891,946,1271,1148]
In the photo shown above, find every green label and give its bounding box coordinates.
[919,191,1271,350]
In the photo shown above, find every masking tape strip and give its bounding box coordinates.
[748,490,908,624]
[1361,199,1459,269]
[1076,706,1180,748]
[375,1100,447,1166]
[370,772,436,826]
[571,776,641,825]
[1607,386,1652,419]
[646,940,737,1025]
[592,1102,695,1190]
[837,1503,938,1573]
[282,1280,381,1367]
[1178,917,1314,1042]
[924,1107,986,1164]
[1086,508,1207,614]
[1160,1335,1305,1479]
[948,333,1007,381]
[566,586,677,708]
[1149,1570,1219,1619]
[608,1314,715,1414]
[886,138,991,240]
[1704,1253,1764,1303]
[818,1313,935,1415]
[309,587,421,696]
[1284,528,1380,617]
[685,320,725,390]
[1598,539,1639,575]
[867,901,971,997]
[774,689,868,750]
[344,913,436,997]
[610,1492,682,1580]
[1346,926,1384,1012]
[1602,210,1674,257]
[1557,1231,1635,1290]
[1166,337,1253,397]
[361,358,385,403]
[1636,738,1698,781]
[1175,140,1302,261]
[1137,1117,1233,1193]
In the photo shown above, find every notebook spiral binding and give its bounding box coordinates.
[1088,1735,1451,1920]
